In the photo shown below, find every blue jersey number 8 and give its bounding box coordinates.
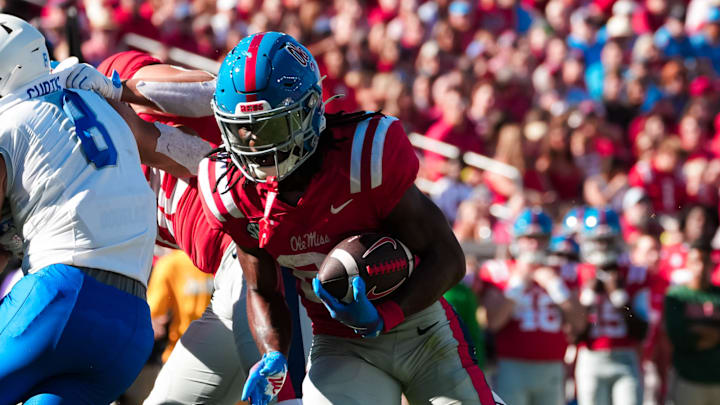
[62,89,117,168]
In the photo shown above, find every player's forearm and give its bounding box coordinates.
[391,240,464,318]
[559,298,587,336]
[247,288,292,356]
[120,82,161,110]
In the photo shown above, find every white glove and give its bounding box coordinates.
[64,61,123,101]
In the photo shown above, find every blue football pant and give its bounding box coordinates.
[0,264,153,405]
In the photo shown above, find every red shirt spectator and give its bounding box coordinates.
[628,139,686,214]
[113,3,160,40]
[632,5,667,34]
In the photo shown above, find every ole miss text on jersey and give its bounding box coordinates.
[198,114,419,337]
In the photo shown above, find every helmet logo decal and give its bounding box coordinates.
[285,43,309,66]
[235,100,271,114]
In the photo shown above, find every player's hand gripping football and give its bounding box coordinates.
[313,276,384,338]
[241,351,288,405]
[58,58,122,101]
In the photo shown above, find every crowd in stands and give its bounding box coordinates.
[11,0,720,404]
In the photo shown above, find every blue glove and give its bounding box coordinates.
[241,351,288,405]
[313,276,384,338]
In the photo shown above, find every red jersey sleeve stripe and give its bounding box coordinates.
[156,231,179,249]
[350,116,371,194]
[198,158,227,223]
[370,116,398,190]
[171,181,190,214]
[213,160,244,219]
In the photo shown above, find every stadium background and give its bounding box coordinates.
[6,0,720,403]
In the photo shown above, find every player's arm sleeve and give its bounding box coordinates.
[125,64,216,117]
[147,256,173,318]
[371,119,420,219]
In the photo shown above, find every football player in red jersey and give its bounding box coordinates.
[575,207,650,405]
[198,32,502,405]
[480,208,585,405]
[66,51,307,404]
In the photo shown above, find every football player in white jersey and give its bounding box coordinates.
[0,14,199,404]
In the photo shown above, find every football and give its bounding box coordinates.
[318,233,415,303]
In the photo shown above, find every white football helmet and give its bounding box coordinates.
[0,14,50,97]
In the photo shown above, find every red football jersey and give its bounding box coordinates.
[100,51,230,273]
[576,263,650,350]
[146,168,232,274]
[479,259,578,361]
[628,161,685,215]
[198,115,419,337]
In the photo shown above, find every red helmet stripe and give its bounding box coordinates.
[244,32,266,94]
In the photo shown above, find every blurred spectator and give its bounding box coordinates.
[632,0,669,34]
[620,187,663,244]
[586,40,627,101]
[690,7,720,74]
[536,115,584,204]
[584,150,629,211]
[113,0,160,41]
[319,45,359,114]
[485,124,546,205]
[665,239,720,405]
[628,136,686,215]
[659,205,720,286]
[468,80,502,145]
[654,4,693,59]
[424,86,483,180]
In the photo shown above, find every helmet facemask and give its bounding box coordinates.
[510,234,550,265]
[214,89,323,183]
[581,237,621,268]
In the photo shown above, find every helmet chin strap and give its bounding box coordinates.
[249,153,300,181]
